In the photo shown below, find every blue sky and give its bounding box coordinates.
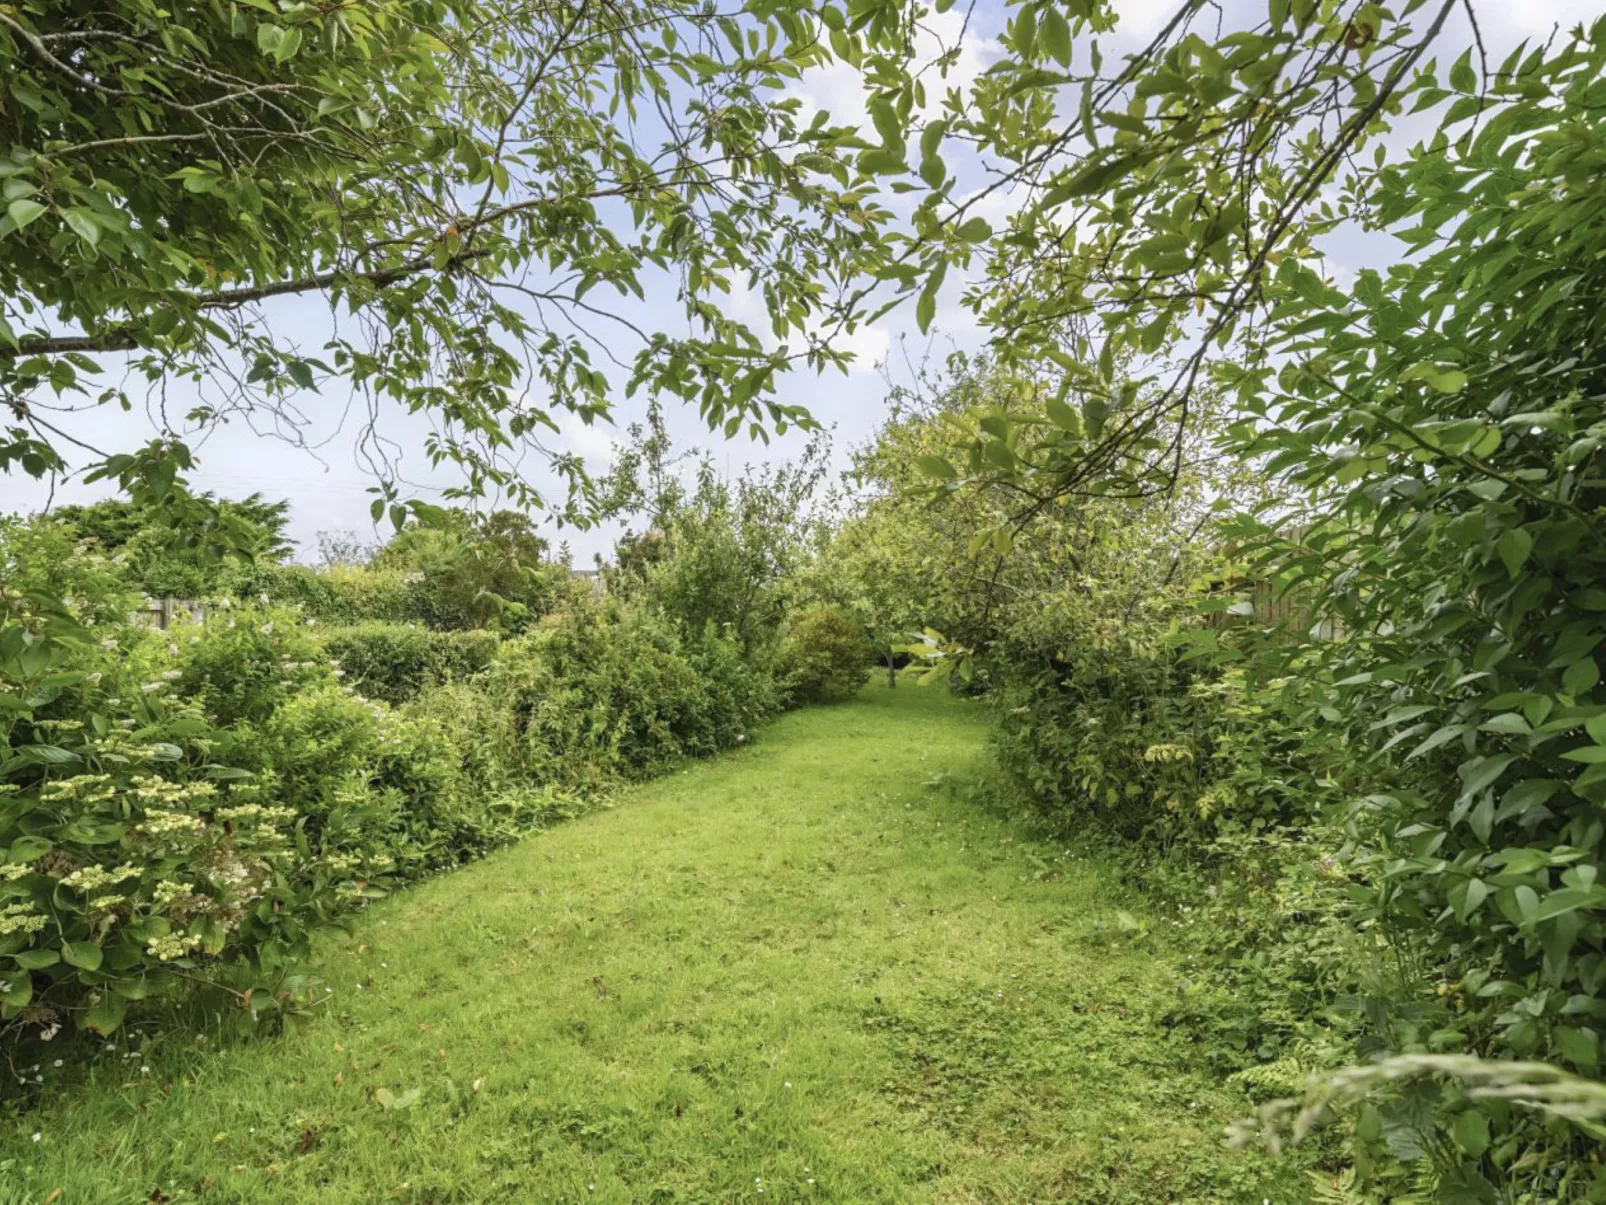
[6,0,1595,562]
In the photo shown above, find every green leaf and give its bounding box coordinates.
[1453,877,1489,920]
[1564,657,1601,698]
[916,456,957,480]
[275,26,304,61]
[1045,397,1082,436]
[1496,527,1532,578]
[955,217,992,244]
[1515,885,1540,926]
[1403,361,1468,393]
[63,941,104,971]
[15,744,80,765]
[1556,1026,1600,1071]
[9,836,51,862]
[375,1086,421,1111]
[63,209,100,248]
[6,198,46,231]
[1453,1108,1490,1157]
[1,976,32,1010]
[11,949,59,970]
[82,991,127,1035]
[1560,744,1606,763]
[1039,5,1071,66]
[1460,755,1516,800]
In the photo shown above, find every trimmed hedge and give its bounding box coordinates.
[317,623,500,704]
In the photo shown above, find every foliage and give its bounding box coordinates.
[0,600,331,1041]
[0,497,798,1051]
[486,599,764,788]
[1201,23,1606,1191]
[317,623,499,705]
[886,0,1467,519]
[774,604,871,705]
[371,510,572,632]
[602,410,830,657]
[0,685,1307,1202]
[249,562,413,626]
[0,517,139,631]
[168,605,328,729]
[49,495,292,599]
[0,0,916,523]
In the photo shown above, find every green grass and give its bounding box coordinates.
[0,684,1305,1202]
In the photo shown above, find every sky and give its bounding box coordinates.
[5,0,1598,564]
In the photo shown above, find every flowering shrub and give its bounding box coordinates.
[0,639,318,1039]
[0,507,792,1049]
[169,603,329,727]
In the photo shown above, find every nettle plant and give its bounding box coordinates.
[1219,25,1606,1189]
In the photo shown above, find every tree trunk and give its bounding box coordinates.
[885,652,897,688]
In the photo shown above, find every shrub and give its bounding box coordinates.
[50,494,292,600]
[0,517,140,631]
[990,642,1323,847]
[371,511,573,632]
[317,623,499,704]
[168,604,331,728]
[246,562,413,625]
[774,604,870,704]
[0,514,792,1052]
[684,625,779,745]
[486,600,731,785]
[0,623,332,1039]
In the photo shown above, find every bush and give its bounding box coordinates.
[775,604,870,704]
[991,642,1322,847]
[0,623,332,1039]
[684,624,779,744]
[246,562,413,625]
[168,604,331,727]
[371,511,573,632]
[486,600,740,786]
[0,517,140,631]
[317,623,499,704]
[0,506,792,1052]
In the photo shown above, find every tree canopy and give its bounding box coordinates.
[0,0,918,520]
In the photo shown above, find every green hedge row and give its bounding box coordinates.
[315,623,500,704]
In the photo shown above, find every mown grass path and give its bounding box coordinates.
[0,685,1305,1202]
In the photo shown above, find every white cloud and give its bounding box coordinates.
[786,5,1004,135]
[722,282,890,374]
[559,411,620,468]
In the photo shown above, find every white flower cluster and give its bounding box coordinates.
[40,774,115,805]
[140,809,205,838]
[145,932,204,961]
[216,803,296,827]
[61,863,140,892]
[0,903,46,936]
[152,880,195,908]
[129,776,215,805]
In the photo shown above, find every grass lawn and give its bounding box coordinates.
[0,683,1307,1202]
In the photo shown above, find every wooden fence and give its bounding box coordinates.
[1203,577,1342,641]
[131,598,206,630]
